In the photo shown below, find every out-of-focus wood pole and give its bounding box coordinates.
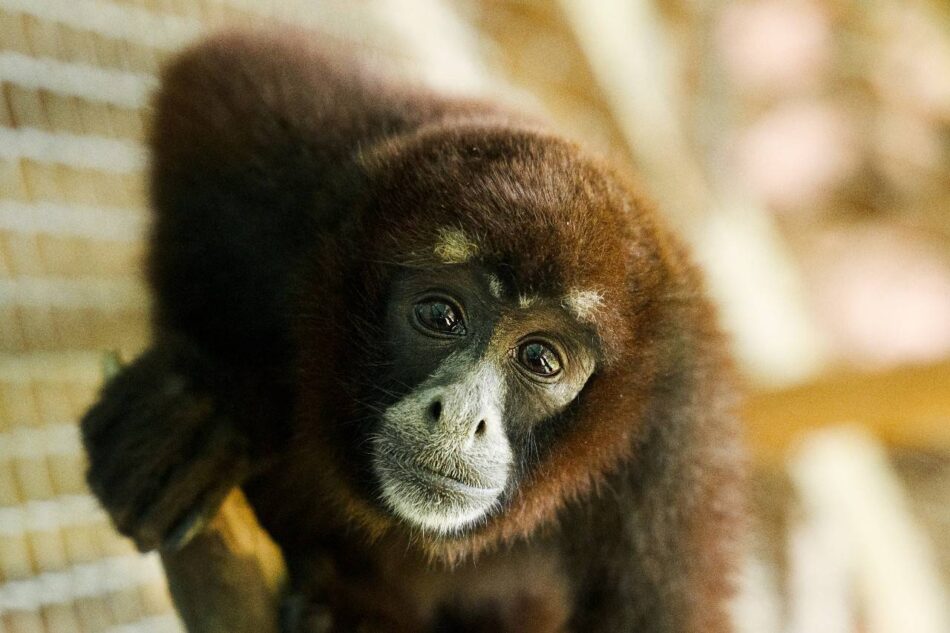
[744,361,950,466]
[788,427,950,633]
[160,488,286,633]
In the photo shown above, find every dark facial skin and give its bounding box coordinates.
[373,264,597,533]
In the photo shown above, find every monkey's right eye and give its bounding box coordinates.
[414,299,467,337]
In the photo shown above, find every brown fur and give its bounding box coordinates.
[81,29,746,633]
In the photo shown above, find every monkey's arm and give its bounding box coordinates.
[564,453,742,633]
[564,310,744,633]
[80,32,395,630]
[80,337,289,551]
[81,337,294,633]
[80,33,361,550]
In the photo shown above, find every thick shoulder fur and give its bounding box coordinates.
[146,30,507,366]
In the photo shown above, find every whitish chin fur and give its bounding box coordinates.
[378,468,502,534]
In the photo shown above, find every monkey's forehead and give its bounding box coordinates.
[370,161,635,288]
[358,125,668,353]
[433,228,603,321]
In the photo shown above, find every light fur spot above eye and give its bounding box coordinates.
[433,227,478,264]
[518,294,537,309]
[486,273,504,299]
[563,288,605,322]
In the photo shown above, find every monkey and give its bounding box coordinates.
[80,29,746,633]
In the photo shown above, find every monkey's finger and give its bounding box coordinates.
[101,409,239,528]
[157,429,252,550]
[129,448,250,551]
[159,476,241,551]
[161,504,208,551]
[99,438,217,535]
[84,398,222,528]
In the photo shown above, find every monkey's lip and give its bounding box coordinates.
[374,455,507,531]
[413,465,503,496]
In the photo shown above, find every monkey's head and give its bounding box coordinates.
[297,121,696,554]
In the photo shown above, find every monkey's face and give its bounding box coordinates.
[309,125,646,544]
[370,264,598,534]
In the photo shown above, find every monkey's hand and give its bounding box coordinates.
[81,342,257,552]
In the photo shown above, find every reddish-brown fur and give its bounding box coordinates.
[81,29,746,633]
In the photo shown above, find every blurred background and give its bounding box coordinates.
[0,1,947,631]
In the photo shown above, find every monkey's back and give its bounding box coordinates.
[145,31,496,366]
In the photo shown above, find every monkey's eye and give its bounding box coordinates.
[414,299,466,336]
[518,341,562,377]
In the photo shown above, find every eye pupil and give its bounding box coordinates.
[519,341,562,376]
[415,300,466,336]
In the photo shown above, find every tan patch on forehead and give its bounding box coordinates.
[433,227,478,264]
[562,288,605,322]
[518,294,538,309]
[486,273,504,299]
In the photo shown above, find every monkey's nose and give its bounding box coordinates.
[463,412,501,450]
[426,398,442,423]
[424,395,499,444]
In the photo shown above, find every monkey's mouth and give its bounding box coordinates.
[373,454,506,534]
[415,464,503,496]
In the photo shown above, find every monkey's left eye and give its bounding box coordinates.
[414,299,467,336]
[518,341,562,377]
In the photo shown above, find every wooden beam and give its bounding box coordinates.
[743,361,950,465]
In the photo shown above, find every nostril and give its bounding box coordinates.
[427,399,442,422]
[474,419,487,437]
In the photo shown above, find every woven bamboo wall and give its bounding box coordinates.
[2,1,186,628]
